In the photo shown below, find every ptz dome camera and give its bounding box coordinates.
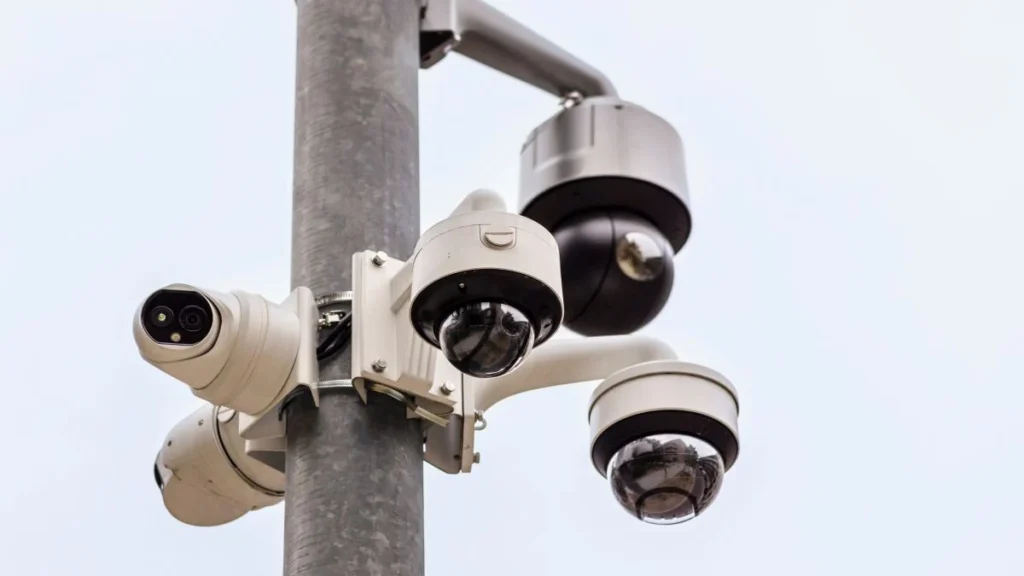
[520,97,692,336]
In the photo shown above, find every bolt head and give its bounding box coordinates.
[371,251,388,266]
[440,382,455,395]
[372,359,387,373]
[473,452,481,464]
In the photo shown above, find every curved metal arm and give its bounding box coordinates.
[421,0,618,99]
[472,335,676,412]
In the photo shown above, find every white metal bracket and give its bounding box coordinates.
[351,250,458,418]
[423,362,480,474]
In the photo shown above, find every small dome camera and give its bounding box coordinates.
[520,97,691,336]
[589,361,739,524]
[408,202,564,378]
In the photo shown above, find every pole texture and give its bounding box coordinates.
[286,0,422,575]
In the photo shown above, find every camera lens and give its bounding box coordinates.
[149,306,174,328]
[179,305,210,333]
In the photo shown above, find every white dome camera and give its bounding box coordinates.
[520,97,691,336]
[588,361,740,524]
[408,191,564,378]
[133,284,317,416]
[154,404,283,527]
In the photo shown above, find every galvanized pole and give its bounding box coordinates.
[285,1,423,575]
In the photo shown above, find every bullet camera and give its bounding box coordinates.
[588,361,739,524]
[520,97,691,336]
[133,284,318,416]
[408,191,563,378]
[154,404,283,527]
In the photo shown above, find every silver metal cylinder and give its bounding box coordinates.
[519,97,692,251]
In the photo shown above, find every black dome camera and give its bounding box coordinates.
[520,98,691,336]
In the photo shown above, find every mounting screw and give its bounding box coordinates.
[440,382,455,395]
[371,251,388,266]
[473,452,481,464]
[372,359,387,372]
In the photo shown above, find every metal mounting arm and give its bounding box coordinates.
[472,335,676,412]
[420,0,618,99]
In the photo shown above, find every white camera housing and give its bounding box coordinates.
[409,191,563,376]
[351,190,563,410]
[154,404,283,527]
[588,361,739,523]
[133,284,319,417]
[588,361,740,475]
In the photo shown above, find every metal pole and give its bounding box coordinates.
[285,0,422,575]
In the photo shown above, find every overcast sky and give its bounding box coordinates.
[2,0,1022,574]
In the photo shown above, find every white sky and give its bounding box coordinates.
[2,0,1022,574]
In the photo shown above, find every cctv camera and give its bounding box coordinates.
[154,404,283,527]
[519,97,691,336]
[408,203,563,378]
[133,284,317,416]
[588,360,739,524]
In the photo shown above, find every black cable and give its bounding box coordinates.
[316,311,352,362]
[317,312,350,350]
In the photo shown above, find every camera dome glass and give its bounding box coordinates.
[615,231,667,282]
[607,433,724,525]
[439,302,534,378]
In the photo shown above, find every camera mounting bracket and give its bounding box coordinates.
[351,250,480,474]
[419,0,617,99]
[469,334,679,413]
[350,250,461,416]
